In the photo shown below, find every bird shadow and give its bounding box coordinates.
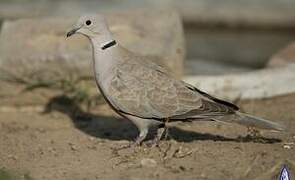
[42,95,281,144]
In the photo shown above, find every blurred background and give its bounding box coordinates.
[2,0,295,74]
[0,1,295,180]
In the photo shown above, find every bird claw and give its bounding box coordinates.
[112,126,169,151]
[145,126,169,148]
[145,138,160,148]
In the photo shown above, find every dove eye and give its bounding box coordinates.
[85,20,92,26]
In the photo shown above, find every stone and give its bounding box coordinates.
[0,11,185,81]
[140,158,157,168]
[283,145,291,149]
[283,142,294,149]
[184,64,295,101]
[268,42,295,67]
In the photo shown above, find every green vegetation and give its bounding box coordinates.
[0,168,33,180]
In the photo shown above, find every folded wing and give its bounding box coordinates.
[108,57,238,121]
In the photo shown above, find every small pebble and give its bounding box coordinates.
[140,158,157,168]
[69,143,78,151]
[283,145,291,149]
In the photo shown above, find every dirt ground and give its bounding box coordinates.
[0,84,294,180]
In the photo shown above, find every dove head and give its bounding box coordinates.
[67,14,112,40]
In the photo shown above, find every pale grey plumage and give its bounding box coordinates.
[67,14,284,145]
[107,49,236,120]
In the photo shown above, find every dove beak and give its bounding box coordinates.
[66,27,80,38]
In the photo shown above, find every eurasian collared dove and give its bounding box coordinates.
[66,14,284,145]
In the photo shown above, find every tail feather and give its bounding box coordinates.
[216,112,285,131]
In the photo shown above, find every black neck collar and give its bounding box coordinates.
[101,40,117,50]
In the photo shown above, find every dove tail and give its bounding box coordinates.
[230,112,285,131]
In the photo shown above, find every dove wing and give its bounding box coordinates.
[107,56,238,121]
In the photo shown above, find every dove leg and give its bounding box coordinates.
[149,126,167,147]
[135,128,148,145]
[157,118,170,141]
[125,114,161,145]
[148,123,169,147]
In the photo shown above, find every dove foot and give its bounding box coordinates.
[146,125,169,147]
[134,132,148,146]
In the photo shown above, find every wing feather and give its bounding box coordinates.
[107,56,237,121]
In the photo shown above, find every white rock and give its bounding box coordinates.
[140,158,157,168]
[283,145,292,149]
[184,63,295,101]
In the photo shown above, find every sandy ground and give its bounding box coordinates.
[0,85,294,180]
